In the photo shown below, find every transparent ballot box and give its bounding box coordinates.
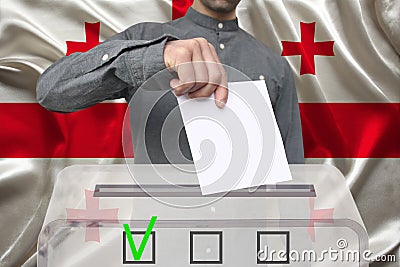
[38,164,369,266]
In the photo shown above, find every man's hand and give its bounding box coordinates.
[164,38,228,108]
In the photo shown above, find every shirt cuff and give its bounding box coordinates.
[123,35,178,88]
[142,37,170,81]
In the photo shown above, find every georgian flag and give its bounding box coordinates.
[0,0,399,266]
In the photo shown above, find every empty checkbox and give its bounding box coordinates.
[257,231,290,264]
[190,231,223,264]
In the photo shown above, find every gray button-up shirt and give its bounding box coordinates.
[37,7,304,164]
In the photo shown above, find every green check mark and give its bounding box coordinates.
[123,216,157,261]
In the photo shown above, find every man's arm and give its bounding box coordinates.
[36,25,172,112]
[275,59,305,164]
[36,24,228,113]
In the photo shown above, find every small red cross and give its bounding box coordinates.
[308,198,334,242]
[281,22,334,75]
[66,22,101,56]
[66,190,119,242]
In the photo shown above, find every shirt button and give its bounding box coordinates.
[102,54,109,61]
[218,23,223,29]
[259,75,265,80]
[219,43,225,50]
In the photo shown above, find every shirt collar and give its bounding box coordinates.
[185,7,239,31]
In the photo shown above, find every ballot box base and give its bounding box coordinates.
[38,164,370,266]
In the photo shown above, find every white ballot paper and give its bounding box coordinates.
[177,80,292,195]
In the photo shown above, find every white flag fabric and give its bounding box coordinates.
[0,0,399,266]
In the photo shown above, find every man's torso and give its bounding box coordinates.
[124,8,288,163]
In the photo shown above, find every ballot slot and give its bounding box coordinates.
[93,184,316,198]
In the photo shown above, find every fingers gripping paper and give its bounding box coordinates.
[177,80,292,195]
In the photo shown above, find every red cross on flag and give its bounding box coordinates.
[66,22,102,56]
[66,190,119,242]
[281,22,335,75]
[0,0,399,266]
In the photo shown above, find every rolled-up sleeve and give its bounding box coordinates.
[36,25,176,112]
[275,59,305,164]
